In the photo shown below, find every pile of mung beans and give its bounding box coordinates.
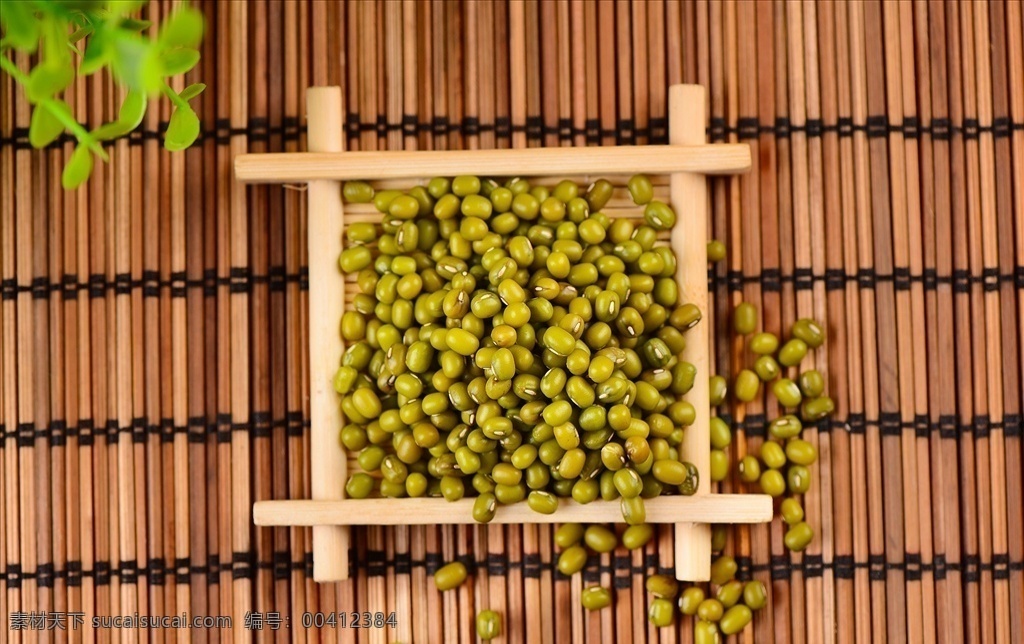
[337,174,701,526]
[336,173,833,641]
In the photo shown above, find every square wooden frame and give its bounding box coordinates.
[236,84,769,582]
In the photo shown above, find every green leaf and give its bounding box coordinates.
[118,18,152,32]
[27,62,75,102]
[0,1,41,52]
[110,37,162,92]
[159,7,204,49]
[80,29,111,75]
[164,104,200,151]
[117,88,146,131]
[29,104,66,148]
[90,121,124,141]
[69,25,95,44]
[178,82,206,101]
[62,145,94,189]
[160,47,200,76]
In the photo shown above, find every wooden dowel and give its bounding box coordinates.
[669,87,712,582]
[305,87,349,582]
[235,144,752,183]
[253,495,773,527]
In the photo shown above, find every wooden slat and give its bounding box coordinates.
[253,495,773,527]
[234,144,752,183]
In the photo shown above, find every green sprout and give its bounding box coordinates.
[1,0,206,188]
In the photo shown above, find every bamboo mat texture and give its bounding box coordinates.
[2,1,1023,642]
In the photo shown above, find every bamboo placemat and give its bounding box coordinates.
[1,1,1022,642]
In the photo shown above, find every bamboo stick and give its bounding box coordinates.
[1001,2,1024,642]
[969,3,1011,641]
[926,2,966,640]
[879,3,923,642]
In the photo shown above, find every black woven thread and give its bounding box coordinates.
[905,553,922,581]
[868,554,886,581]
[834,555,855,580]
[232,551,255,580]
[879,412,901,437]
[962,555,980,583]
[19,114,970,146]
[770,555,790,581]
[1005,414,1021,438]
[366,550,386,577]
[8,265,1017,301]
[802,554,824,578]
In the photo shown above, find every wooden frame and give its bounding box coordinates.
[235,85,767,582]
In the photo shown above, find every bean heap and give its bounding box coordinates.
[337,175,701,525]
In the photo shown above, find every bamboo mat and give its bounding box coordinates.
[1,1,1022,642]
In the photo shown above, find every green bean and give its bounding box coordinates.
[557,545,588,576]
[555,523,585,548]
[652,459,691,486]
[345,473,375,499]
[737,455,761,483]
[719,605,752,635]
[648,598,675,627]
[581,586,612,610]
[405,472,428,497]
[476,610,501,640]
[645,574,679,599]
[785,439,818,465]
[772,378,803,408]
[473,492,497,524]
[798,369,825,398]
[740,582,768,612]
[643,201,677,230]
[751,358,778,389]
[749,331,779,355]
[778,338,808,367]
[706,239,727,262]
[695,621,722,644]
[495,481,528,504]
[710,555,737,585]
[791,318,824,348]
[440,475,464,501]
[734,369,760,402]
[620,496,646,525]
[712,524,728,552]
[434,562,468,591]
[733,302,757,335]
[678,586,705,615]
[613,468,643,499]
[784,521,814,552]
[801,395,835,421]
[571,479,599,504]
[769,415,802,440]
[787,464,810,494]
[622,524,654,550]
[709,449,729,482]
[343,181,375,203]
[527,490,559,514]
[759,469,786,497]
[781,498,804,525]
[627,174,655,205]
[709,375,728,406]
[716,580,744,608]
[340,246,372,273]
[697,598,724,622]
[760,441,786,469]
